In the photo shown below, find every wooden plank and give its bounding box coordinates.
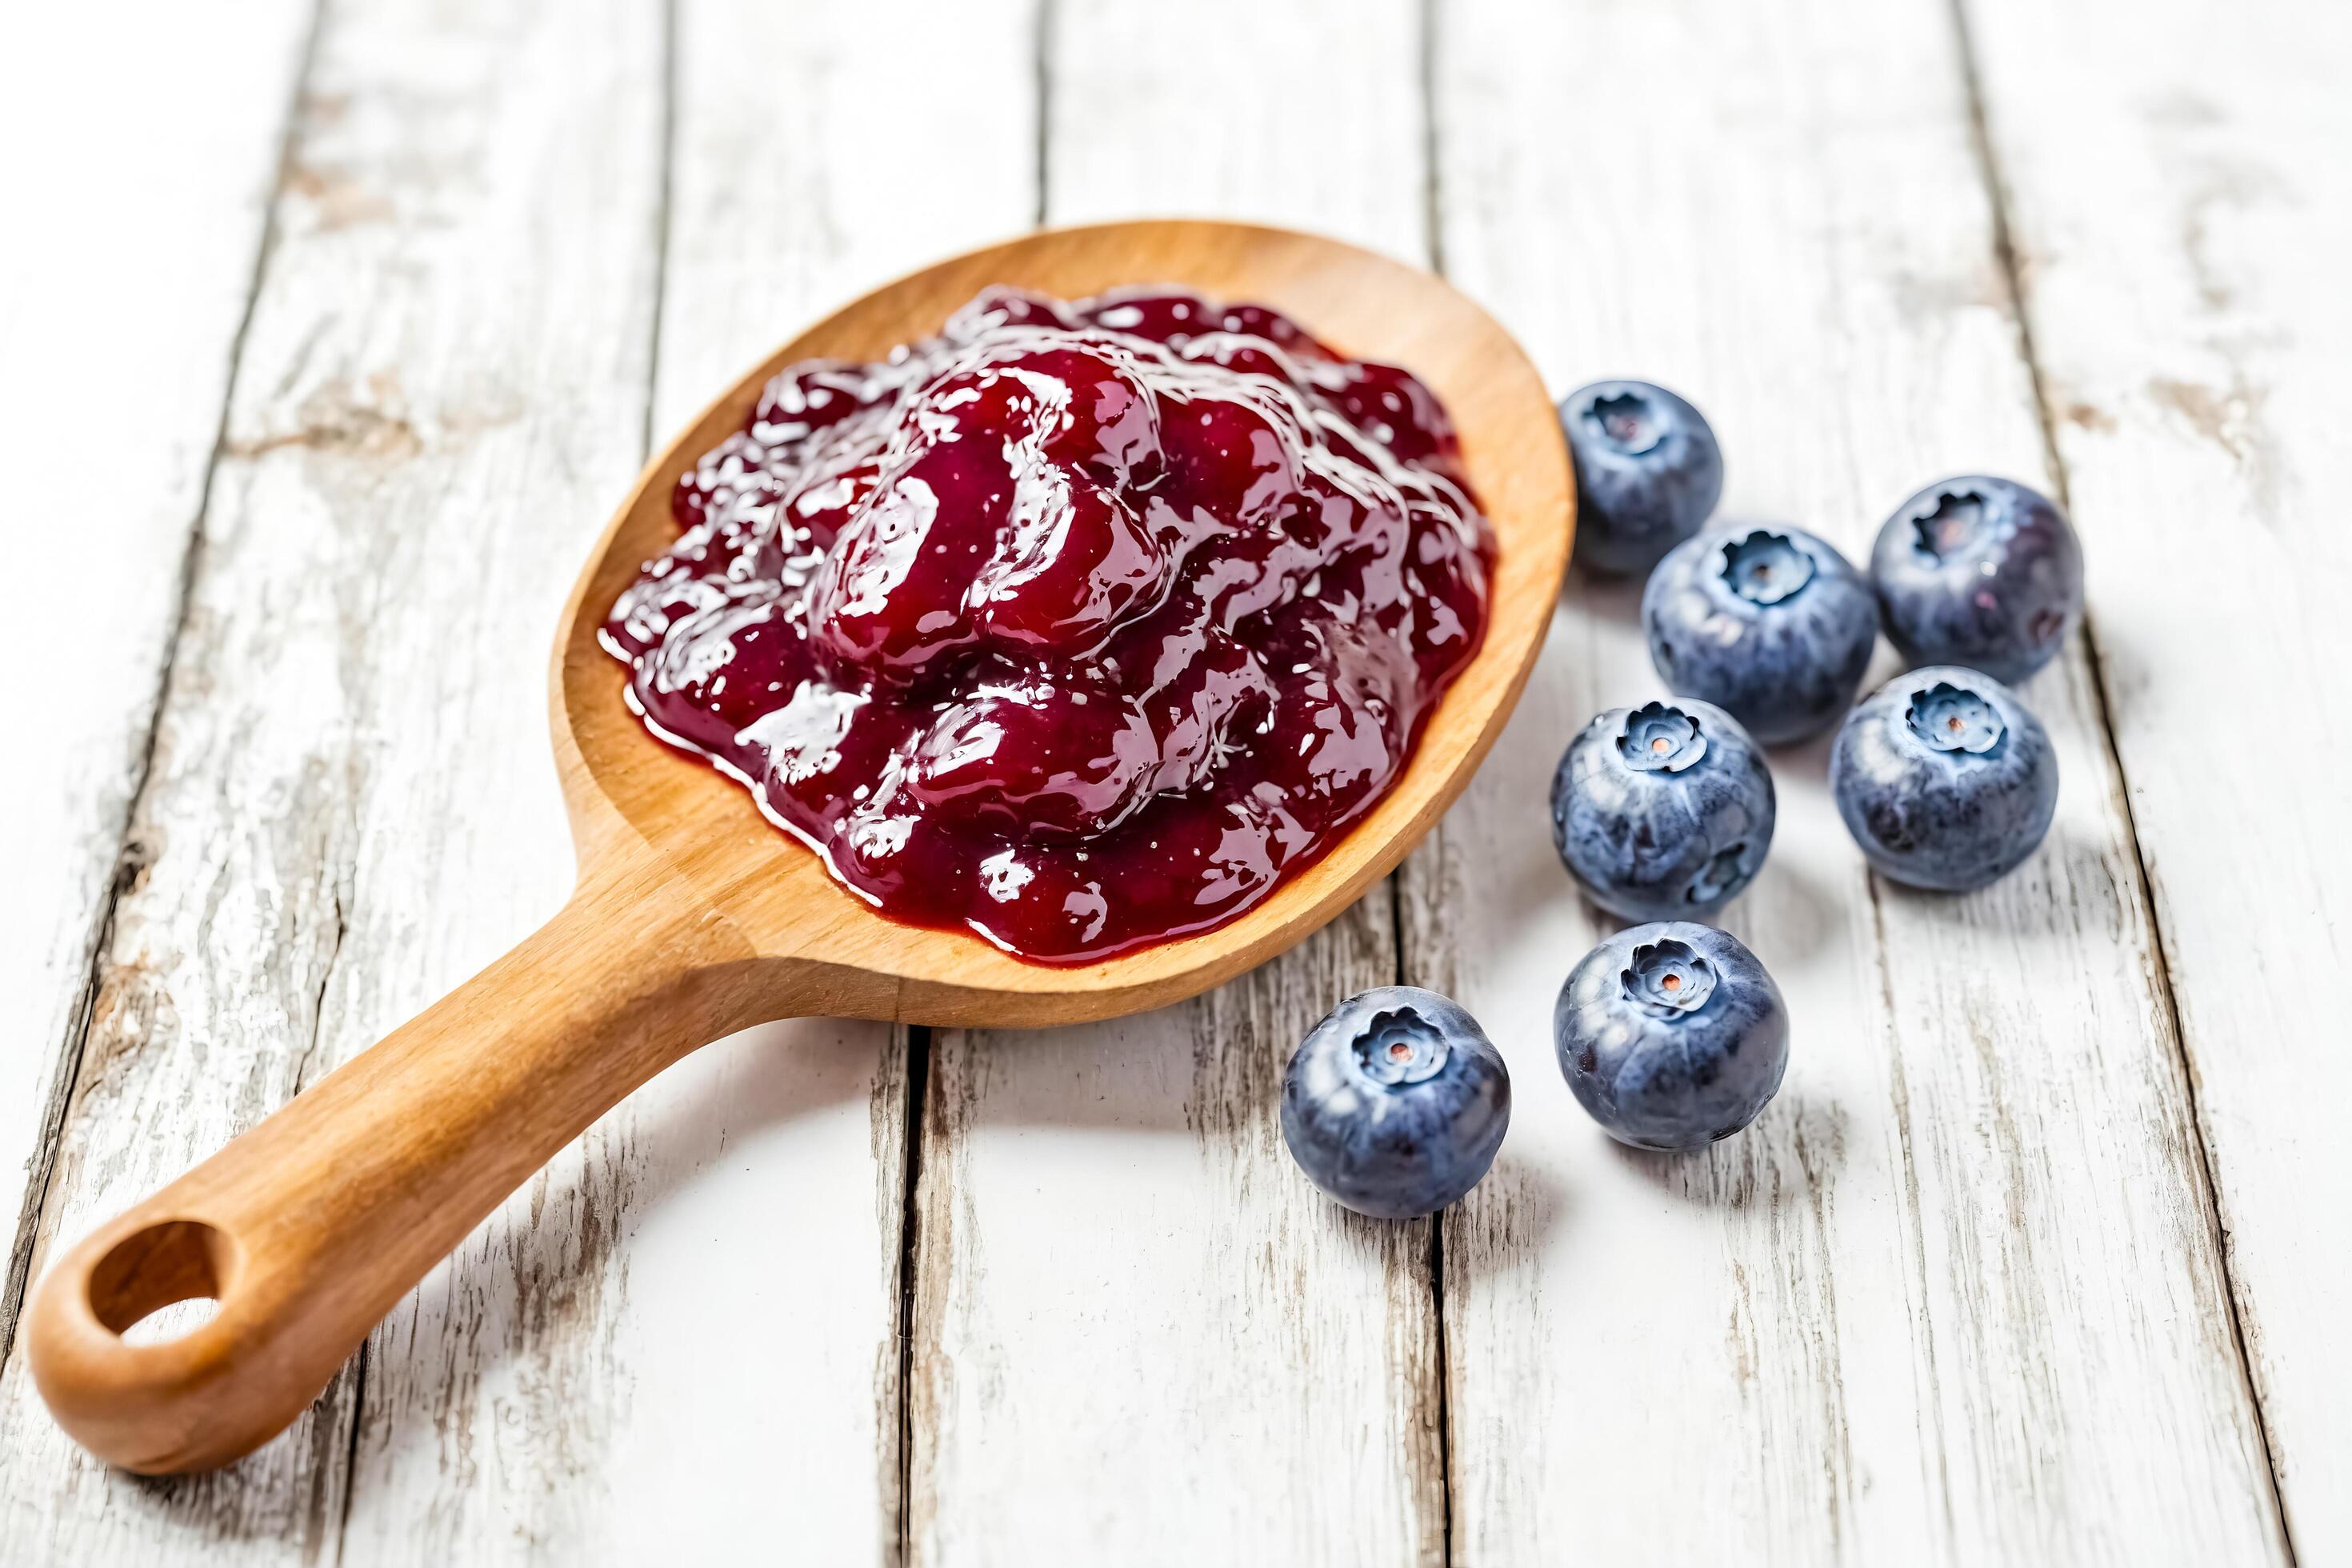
[337,2,1042,1561]
[1418,0,2286,1558]
[906,3,1446,1563]
[1962,0,2346,1552]
[0,0,314,1355]
[0,0,665,1557]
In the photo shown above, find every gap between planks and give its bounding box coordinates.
[1943,0,2298,1554]
[892,1026,931,1568]
[1413,9,1458,1554]
[889,6,1046,1563]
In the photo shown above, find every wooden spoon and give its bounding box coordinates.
[25,219,1572,1474]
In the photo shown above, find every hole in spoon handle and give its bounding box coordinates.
[86,1219,230,1338]
[24,873,788,1474]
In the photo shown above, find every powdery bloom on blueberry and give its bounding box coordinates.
[1558,921,1790,1150]
[1646,522,1878,746]
[1560,379,1724,575]
[1283,986,1511,1218]
[1871,475,2083,684]
[1554,697,1775,922]
[1832,666,2059,891]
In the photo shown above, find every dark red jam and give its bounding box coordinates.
[604,287,1491,963]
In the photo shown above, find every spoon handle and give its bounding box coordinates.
[24,858,785,1474]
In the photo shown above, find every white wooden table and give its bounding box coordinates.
[3,0,2344,1561]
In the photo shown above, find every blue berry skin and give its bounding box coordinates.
[1643,525,1880,745]
[1561,380,1726,575]
[1555,922,1790,1150]
[1551,698,1775,923]
[1870,476,2083,683]
[1830,666,2058,891]
[1281,987,1511,1219]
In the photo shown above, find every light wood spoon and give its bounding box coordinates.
[26,219,1572,1474]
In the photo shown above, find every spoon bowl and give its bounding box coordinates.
[27,219,1571,1472]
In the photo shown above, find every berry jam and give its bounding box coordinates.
[603,287,1492,963]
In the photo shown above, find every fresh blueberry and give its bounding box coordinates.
[1551,698,1775,923]
[1870,476,2083,683]
[1643,524,1880,745]
[1281,986,1510,1219]
[1555,922,1790,1150]
[1830,666,2058,891]
[1560,380,1725,575]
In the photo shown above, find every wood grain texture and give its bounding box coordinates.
[0,0,314,1358]
[338,0,1036,1557]
[1416,0,2285,1560]
[0,0,664,1546]
[1962,0,2347,1552]
[907,4,1448,1563]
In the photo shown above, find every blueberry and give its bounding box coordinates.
[1551,698,1775,922]
[1869,476,2083,683]
[1555,922,1790,1150]
[1560,380,1725,575]
[1643,525,1880,745]
[1830,666,2058,891]
[1280,986,1510,1219]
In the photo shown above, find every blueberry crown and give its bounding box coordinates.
[1618,702,1708,773]
[1586,390,1662,456]
[1904,681,2005,755]
[1909,487,2005,562]
[1720,530,1814,606]
[1620,938,1719,1017]
[1352,1006,1452,1086]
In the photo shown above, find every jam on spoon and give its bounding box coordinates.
[603,286,1493,963]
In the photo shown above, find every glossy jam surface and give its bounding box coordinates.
[604,287,1491,963]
